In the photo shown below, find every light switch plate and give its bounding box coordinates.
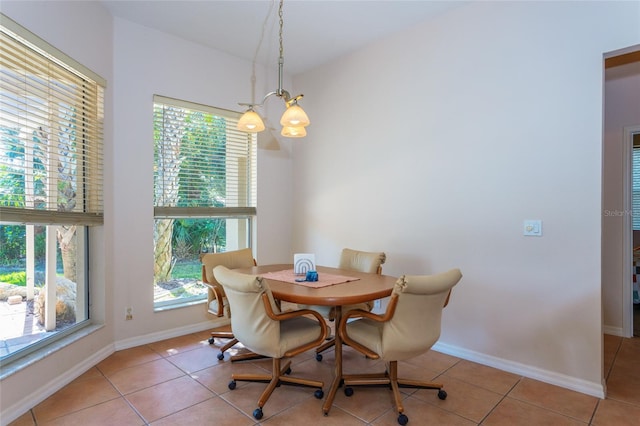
[523,220,542,236]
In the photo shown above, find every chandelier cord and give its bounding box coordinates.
[276,0,286,98]
[249,0,276,105]
[278,0,284,60]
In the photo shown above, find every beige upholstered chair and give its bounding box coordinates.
[213,265,328,420]
[199,248,258,361]
[312,248,386,361]
[338,269,462,426]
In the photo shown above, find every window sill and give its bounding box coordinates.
[0,323,104,380]
[154,298,206,313]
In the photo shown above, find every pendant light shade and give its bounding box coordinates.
[280,103,310,127]
[237,109,265,133]
[281,126,307,138]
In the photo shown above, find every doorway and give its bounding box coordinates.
[624,125,640,338]
[632,131,640,337]
[606,46,640,339]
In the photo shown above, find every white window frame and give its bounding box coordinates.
[153,95,257,310]
[0,14,104,365]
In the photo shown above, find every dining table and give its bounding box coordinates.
[235,263,397,415]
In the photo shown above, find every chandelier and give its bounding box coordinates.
[237,0,310,138]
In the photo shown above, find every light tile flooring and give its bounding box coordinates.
[8,331,640,425]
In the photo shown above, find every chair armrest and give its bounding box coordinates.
[261,293,329,356]
[338,293,399,359]
[340,293,398,326]
[204,282,226,317]
[443,289,452,308]
[262,293,327,326]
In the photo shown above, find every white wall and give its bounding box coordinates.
[602,59,640,334]
[292,1,639,396]
[0,0,114,419]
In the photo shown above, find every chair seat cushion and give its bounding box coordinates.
[266,316,325,358]
[346,314,440,362]
[344,318,384,355]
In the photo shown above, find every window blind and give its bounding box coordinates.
[633,140,640,230]
[0,15,104,225]
[153,95,257,218]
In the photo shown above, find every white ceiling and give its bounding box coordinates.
[100,0,469,75]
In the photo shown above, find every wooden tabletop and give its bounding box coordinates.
[235,264,397,306]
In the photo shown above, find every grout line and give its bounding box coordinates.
[477,376,524,425]
[604,337,623,382]
[588,399,600,426]
[121,395,149,426]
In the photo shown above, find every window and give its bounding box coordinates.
[153,95,256,309]
[0,15,104,364]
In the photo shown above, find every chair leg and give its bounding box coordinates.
[315,337,336,354]
[343,361,447,425]
[230,351,268,362]
[257,358,282,408]
[397,377,444,390]
[209,330,234,344]
[209,331,267,362]
[218,337,239,353]
[388,361,405,417]
[229,357,325,419]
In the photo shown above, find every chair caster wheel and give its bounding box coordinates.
[344,387,354,397]
[314,389,324,399]
[228,380,236,390]
[438,389,447,400]
[208,337,215,344]
[398,413,408,425]
[217,352,224,360]
[253,408,263,419]
[316,353,323,362]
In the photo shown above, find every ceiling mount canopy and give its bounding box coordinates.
[237,0,310,138]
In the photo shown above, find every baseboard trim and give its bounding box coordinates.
[602,325,625,337]
[432,341,606,399]
[114,319,228,351]
[1,344,114,426]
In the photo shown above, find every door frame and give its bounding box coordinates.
[623,125,640,337]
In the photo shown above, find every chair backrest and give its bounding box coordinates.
[212,265,282,358]
[381,268,462,361]
[339,248,386,274]
[200,248,256,286]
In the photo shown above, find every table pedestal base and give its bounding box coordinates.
[322,306,342,415]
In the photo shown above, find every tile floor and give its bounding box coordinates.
[8,331,640,425]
